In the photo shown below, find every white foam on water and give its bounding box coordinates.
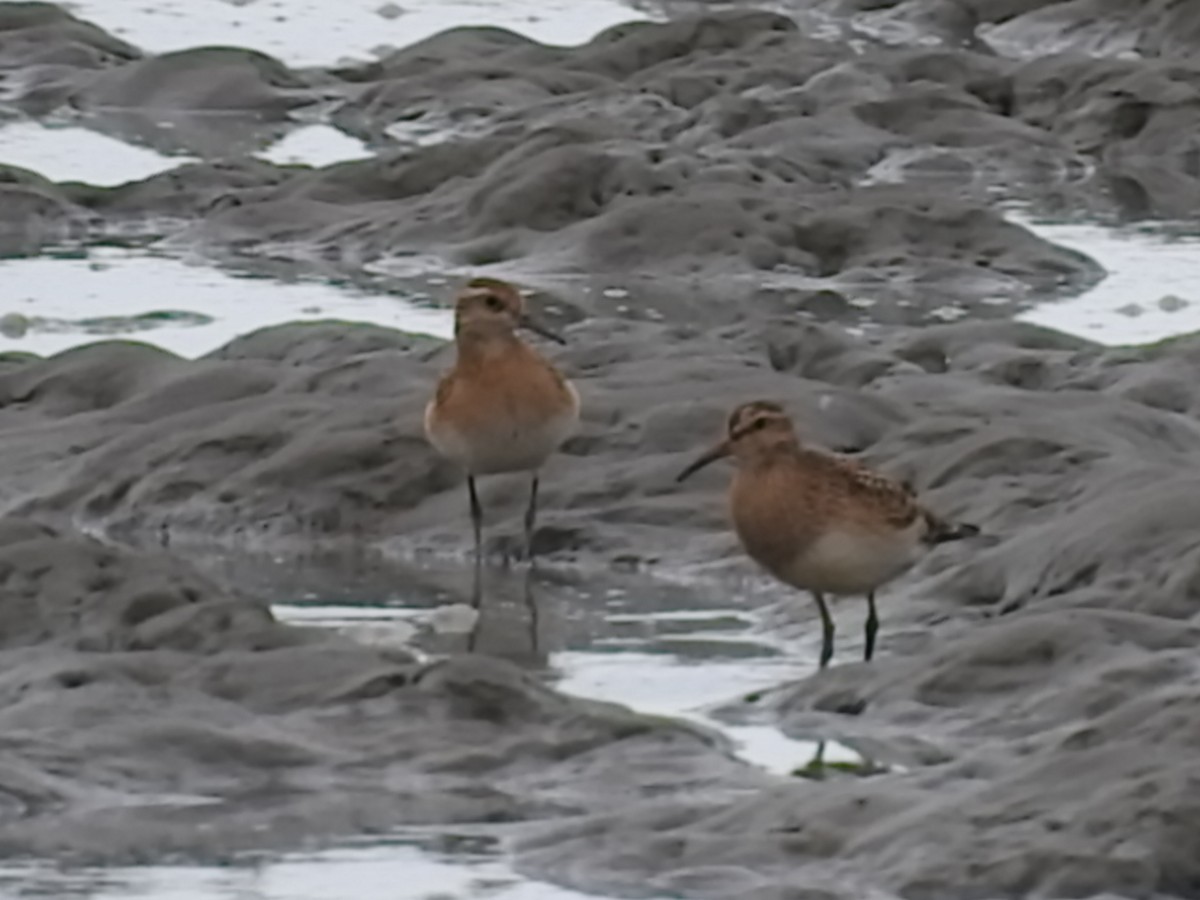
[63,0,657,67]
[0,247,453,358]
[1013,214,1200,346]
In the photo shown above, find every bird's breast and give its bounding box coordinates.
[426,358,579,476]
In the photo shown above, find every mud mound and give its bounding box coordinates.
[979,0,1200,58]
[488,313,1200,898]
[0,314,1190,893]
[0,165,98,256]
[73,46,318,114]
[1012,52,1200,219]
[2,4,1122,311]
[195,10,1098,304]
[0,310,1195,586]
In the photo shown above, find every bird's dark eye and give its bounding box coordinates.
[485,295,504,311]
[753,417,768,431]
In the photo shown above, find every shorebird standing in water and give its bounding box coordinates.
[424,277,580,603]
[676,400,978,669]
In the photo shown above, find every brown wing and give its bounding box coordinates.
[822,452,921,529]
[432,367,458,411]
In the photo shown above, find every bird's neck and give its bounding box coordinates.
[742,437,802,468]
[455,323,524,368]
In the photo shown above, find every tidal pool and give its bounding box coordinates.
[0,118,371,185]
[0,247,453,358]
[0,550,869,900]
[220,552,871,778]
[1013,214,1200,346]
[63,0,661,67]
[0,833,603,900]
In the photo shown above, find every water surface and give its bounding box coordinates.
[1,833,603,900]
[65,0,660,67]
[213,552,868,777]
[0,552,856,900]
[0,247,452,358]
[0,119,370,185]
[1013,214,1200,346]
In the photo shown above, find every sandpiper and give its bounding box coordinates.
[424,277,580,596]
[676,400,978,669]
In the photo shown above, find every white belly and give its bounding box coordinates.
[778,522,924,596]
[425,403,579,476]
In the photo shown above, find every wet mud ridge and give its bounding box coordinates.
[3,1,1200,898]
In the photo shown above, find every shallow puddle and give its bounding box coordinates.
[256,124,374,167]
[0,831,600,899]
[209,551,869,778]
[0,247,452,358]
[0,119,194,186]
[1012,213,1200,346]
[0,550,869,899]
[0,118,371,185]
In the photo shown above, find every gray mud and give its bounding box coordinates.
[4,1,1200,898]
[0,519,761,864]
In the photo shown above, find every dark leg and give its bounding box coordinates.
[468,475,484,609]
[864,592,879,662]
[523,564,541,656]
[813,591,835,670]
[523,474,540,567]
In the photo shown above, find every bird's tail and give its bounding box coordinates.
[923,511,981,545]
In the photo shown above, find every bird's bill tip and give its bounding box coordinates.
[519,312,567,345]
[675,441,731,483]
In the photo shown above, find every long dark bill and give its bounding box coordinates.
[519,312,566,345]
[675,441,731,483]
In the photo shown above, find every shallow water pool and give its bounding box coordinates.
[0,832,603,900]
[0,118,372,185]
[1013,214,1200,346]
[64,0,660,67]
[0,552,865,900]
[219,552,870,778]
[0,247,453,358]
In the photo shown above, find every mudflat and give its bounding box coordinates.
[2,1,1200,897]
